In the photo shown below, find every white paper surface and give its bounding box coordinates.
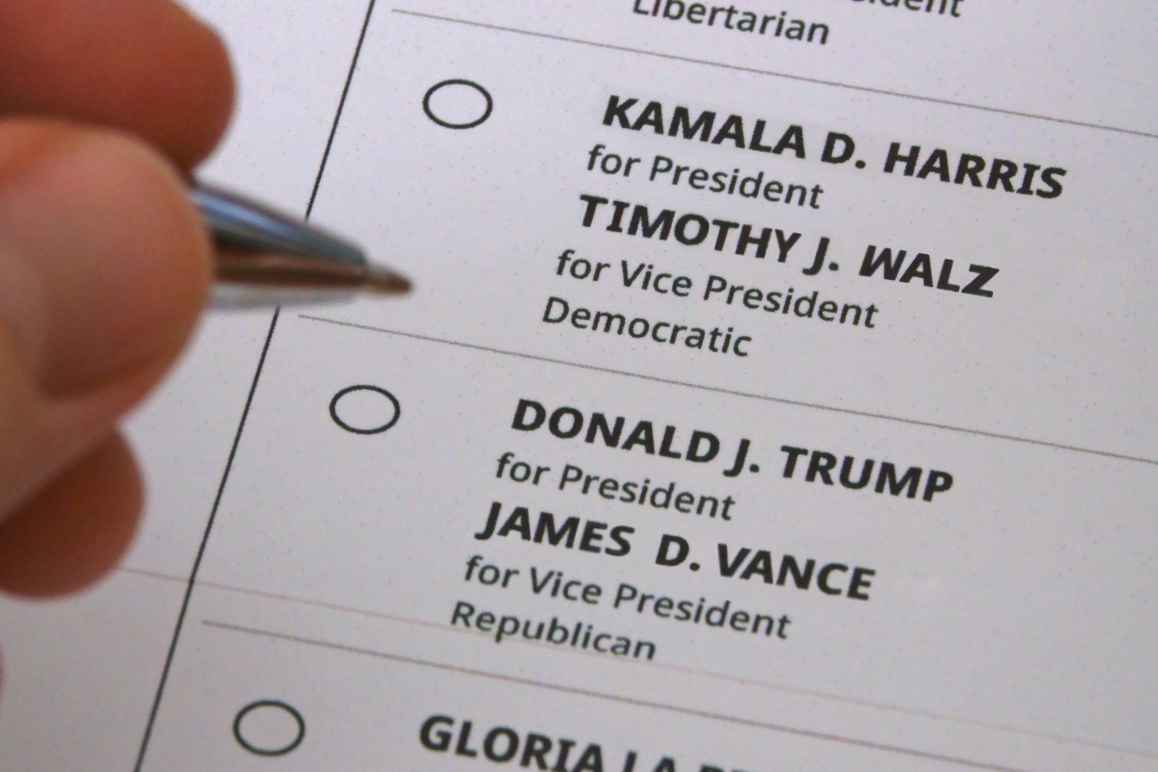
[3,2,1156,770]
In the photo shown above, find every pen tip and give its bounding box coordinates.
[364,264,413,295]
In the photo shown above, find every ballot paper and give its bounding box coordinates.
[2,2,1157,770]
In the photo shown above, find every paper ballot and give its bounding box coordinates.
[2,2,1157,770]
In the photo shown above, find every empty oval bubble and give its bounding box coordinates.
[233,700,305,757]
[329,385,401,435]
[423,79,493,129]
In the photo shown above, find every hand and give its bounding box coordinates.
[0,1,234,596]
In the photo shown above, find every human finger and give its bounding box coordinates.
[0,0,234,169]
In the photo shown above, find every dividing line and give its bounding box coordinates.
[119,566,1158,761]
[131,310,281,772]
[308,1,379,215]
[203,619,1029,772]
[392,8,1157,141]
[299,314,1158,468]
[131,3,380,769]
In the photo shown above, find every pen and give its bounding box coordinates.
[192,180,411,307]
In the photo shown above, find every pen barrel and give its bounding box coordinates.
[214,250,370,289]
[193,180,408,304]
[209,251,369,308]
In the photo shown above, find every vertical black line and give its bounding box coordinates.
[130,308,280,772]
[132,2,378,768]
[308,0,379,217]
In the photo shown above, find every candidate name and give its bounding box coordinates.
[601,95,1068,199]
[420,714,752,771]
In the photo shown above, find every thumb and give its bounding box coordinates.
[0,120,211,594]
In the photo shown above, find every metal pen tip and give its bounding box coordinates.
[193,179,413,305]
[364,264,412,295]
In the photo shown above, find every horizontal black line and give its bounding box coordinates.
[299,314,1158,468]
[392,8,1157,141]
[203,619,1026,771]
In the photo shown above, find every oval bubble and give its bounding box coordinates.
[233,700,305,757]
[423,79,493,129]
[329,384,401,435]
